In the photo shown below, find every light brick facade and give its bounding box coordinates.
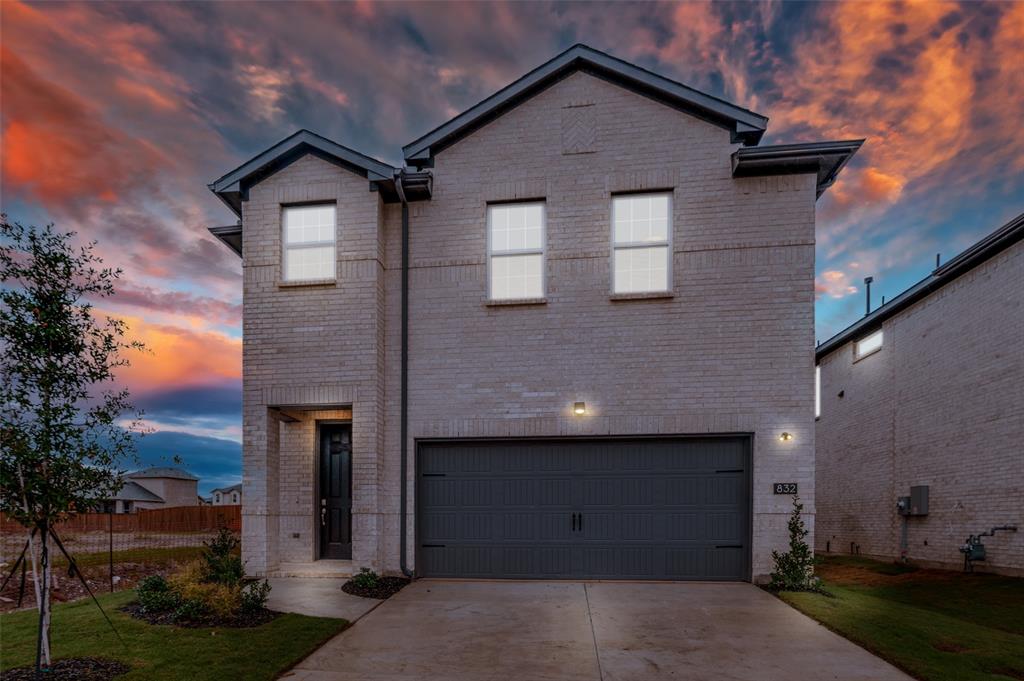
[816,237,1023,575]
[234,69,823,582]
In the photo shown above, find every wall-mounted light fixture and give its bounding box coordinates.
[779,432,794,442]
[573,401,587,416]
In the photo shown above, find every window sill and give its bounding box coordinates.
[277,279,336,289]
[484,297,548,307]
[609,291,675,301]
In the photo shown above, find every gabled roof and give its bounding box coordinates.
[731,139,865,198]
[208,129,398,217]
[111,481,165,503]
[127,466,198,481]
[816,211,1024,361]
[402,43,769,165]
[211,483,242,495]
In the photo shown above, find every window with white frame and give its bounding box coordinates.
[854,329,883,360]
[815,365,821,418]
[612,193,671,294]
[487,202,545,300]
[232,493,239,504]
[282,204,336,281]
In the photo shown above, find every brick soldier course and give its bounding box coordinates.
[209,44,861,581]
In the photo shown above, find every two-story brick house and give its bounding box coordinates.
[815,213,1023,575]
[209,45,860,582]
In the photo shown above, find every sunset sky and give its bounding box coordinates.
[2,1,1022,492]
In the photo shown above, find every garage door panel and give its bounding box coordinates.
[418,438,750,580]
[706,512,744,542]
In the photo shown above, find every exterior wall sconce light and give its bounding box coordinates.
[779,432,794,442]
[573,402,587,416]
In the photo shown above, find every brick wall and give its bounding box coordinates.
[816,240,1023,574]
[241,70,819,580]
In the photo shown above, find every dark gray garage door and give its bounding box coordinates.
[417,437,750,580]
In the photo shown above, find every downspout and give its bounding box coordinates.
[396,172,413,578]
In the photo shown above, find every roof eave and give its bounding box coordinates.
[402,44,768,165]
[208,224,242,257]
[208,129,398,216]
[731,139,865,198]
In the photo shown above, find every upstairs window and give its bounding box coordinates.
[854,329,883,360]
[282,204,336,281]
[488,202,545,300]
[612,193,671,294]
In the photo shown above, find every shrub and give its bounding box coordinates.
[137,575,179,614]
[174,598,209,622]
[351,567,380,589]
[769,496,825,593]
[201,527,244,585]
[241,580,272,615]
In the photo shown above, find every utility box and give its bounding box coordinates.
[910,485,929,516]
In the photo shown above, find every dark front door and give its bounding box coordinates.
[417,437,751,580]
[319,424,352,560]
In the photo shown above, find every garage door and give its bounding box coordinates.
[417,437,750,580]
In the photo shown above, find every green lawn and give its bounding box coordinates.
[779,555,1024,681]
[0,590,348,680]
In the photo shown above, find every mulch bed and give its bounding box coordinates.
[120,602,280,628]
[1,657,130,680]
[341,576,409,600]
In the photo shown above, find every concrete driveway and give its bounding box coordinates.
[281,580,912,681]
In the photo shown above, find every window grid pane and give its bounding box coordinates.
[489,203,543,253]
[284,204,336,245]
[614,194,669,245]
[490,253,543,300]
[284,245,334,281]
[613,246,669,294]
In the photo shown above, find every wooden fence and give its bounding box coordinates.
[1,505,241,534]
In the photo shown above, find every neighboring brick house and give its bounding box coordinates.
[208,44,860,581]
[815,213,1023,575]
[211,484,243,506]
[101,467,200,513]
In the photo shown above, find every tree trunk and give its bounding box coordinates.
[35,524,51,670]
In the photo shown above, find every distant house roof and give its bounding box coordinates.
[111,481,165,503]
[127,466,198,481]
[816,211,1024,361]
[402,43,769,165]
[211,483,242,495]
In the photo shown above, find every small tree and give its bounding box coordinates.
[0,219,144,670]
[768,495,822,592]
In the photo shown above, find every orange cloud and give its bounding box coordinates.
[0,47,166,205]
[815,271,859,300]
[110,313,241,393]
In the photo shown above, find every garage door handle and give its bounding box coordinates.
[571,513,577,531]
[715,469,743,474]
[715,544,743,549]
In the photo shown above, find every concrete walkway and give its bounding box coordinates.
[281,580,913,681]
[266,578,380,622]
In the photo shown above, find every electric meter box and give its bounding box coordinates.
[910,485,929,516]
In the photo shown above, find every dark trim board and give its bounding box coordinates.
[415,434,753,581]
